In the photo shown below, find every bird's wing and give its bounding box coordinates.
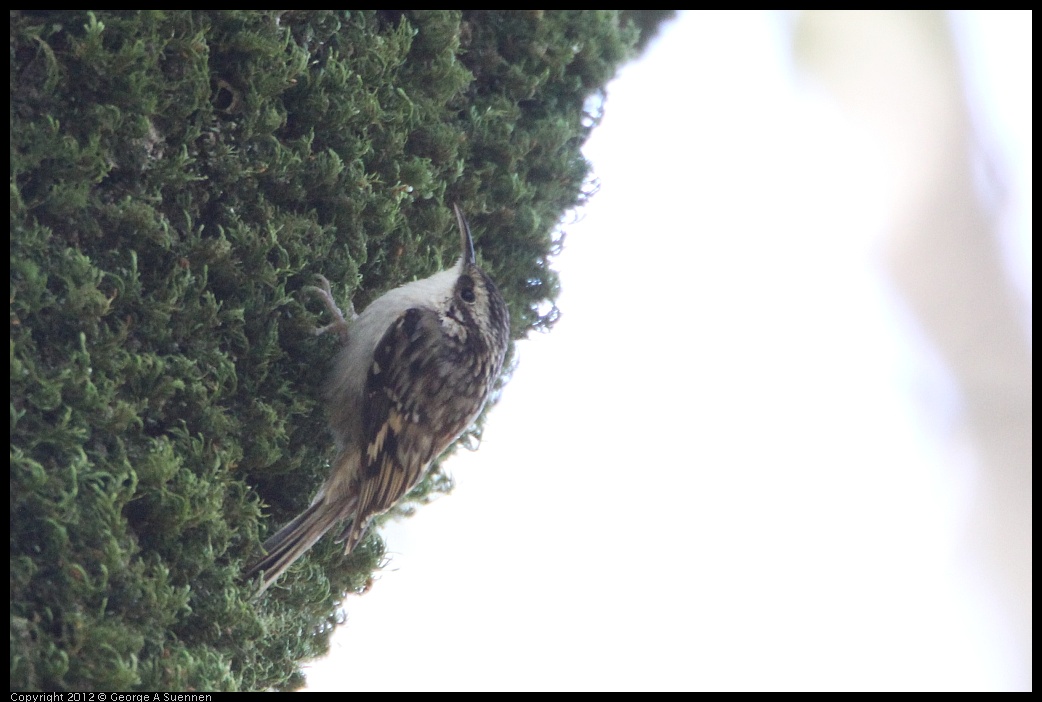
[342,307,446,552]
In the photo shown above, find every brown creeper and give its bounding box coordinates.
[246,205,510,594]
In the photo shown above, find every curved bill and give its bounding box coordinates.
[453,203,476,266]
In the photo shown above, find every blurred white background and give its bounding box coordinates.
[306,11,1031,691]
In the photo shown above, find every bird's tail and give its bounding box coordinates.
[245,492,356,595]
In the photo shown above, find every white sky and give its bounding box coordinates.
[304,11,1031,691]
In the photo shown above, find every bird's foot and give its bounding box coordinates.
[304,275,357,341]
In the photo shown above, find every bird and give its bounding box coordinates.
[245,204,511,594]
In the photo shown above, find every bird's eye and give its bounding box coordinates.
[459,275,477,303]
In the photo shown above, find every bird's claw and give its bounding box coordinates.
[304,274,357,340]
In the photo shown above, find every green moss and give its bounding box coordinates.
[11,10,660,691]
